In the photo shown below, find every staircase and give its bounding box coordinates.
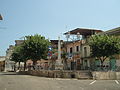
[76,70,93,79]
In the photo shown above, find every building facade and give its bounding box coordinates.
[5,45,15,71]
[102,27,120,71]
[64,28,103,70]
[0,56,5,71]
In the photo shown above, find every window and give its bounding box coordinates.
[76,46,79,52]
[84,47,87,57]
[70,47,73,53]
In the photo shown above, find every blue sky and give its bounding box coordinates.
[0,0,120,56]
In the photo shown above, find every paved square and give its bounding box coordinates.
[0,72,120,90]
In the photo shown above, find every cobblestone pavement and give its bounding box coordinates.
[0,72,120,90]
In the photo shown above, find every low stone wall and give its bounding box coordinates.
[19,70,120,80]
[92,71,120,80]
[20,70,92,79]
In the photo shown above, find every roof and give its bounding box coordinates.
[104,27,120,35]
[64,28,103,36]
[98,27,120,35]
[64,40,81,44]
[15,40,24,46]
[50,40,63,44]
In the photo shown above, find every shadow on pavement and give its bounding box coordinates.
[0,72,27,75]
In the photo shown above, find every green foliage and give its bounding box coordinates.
[11,34,50,64]
[89,34,120,58]
[10,46,24,62]
[22,34,50,61]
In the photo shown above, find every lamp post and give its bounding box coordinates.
[66,32,81,70]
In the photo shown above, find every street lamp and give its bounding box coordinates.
[65,32,81,70]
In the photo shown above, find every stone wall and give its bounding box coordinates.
[19,70,92,79]
[92,71,120,80]
[19,70,120,80]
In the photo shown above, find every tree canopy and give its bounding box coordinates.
[89,34,120,62]
[11,34,50,64]
[22,34,50,62]
[10,46,24,63]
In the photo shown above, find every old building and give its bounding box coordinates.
[64,28,103,70]
[15,40,24,46]
[86,27,120,71]
[0,56,5,71]
[5,45,15,71]
[101,27,120,35]
[101,27,120,71]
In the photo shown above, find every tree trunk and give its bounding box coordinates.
[99,56,107,71]
[18,61,20,70]
[33,60,37,70]
[24,62,26,71]
[14,62,16,72]
[100,60,104,70]
[63,59,68,70]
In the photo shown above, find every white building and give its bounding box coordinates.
[5,45,15,71]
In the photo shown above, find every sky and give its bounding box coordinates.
[0,0,120,56]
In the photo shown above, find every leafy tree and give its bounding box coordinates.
[10,46,25,71]
[89,34,120,69]
[22,34,50,68]
[61,52,68,70]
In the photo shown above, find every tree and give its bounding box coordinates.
[22,34,50,69]
[89,34,120,70]
[10,46,25,71]
[61,52,68,70]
